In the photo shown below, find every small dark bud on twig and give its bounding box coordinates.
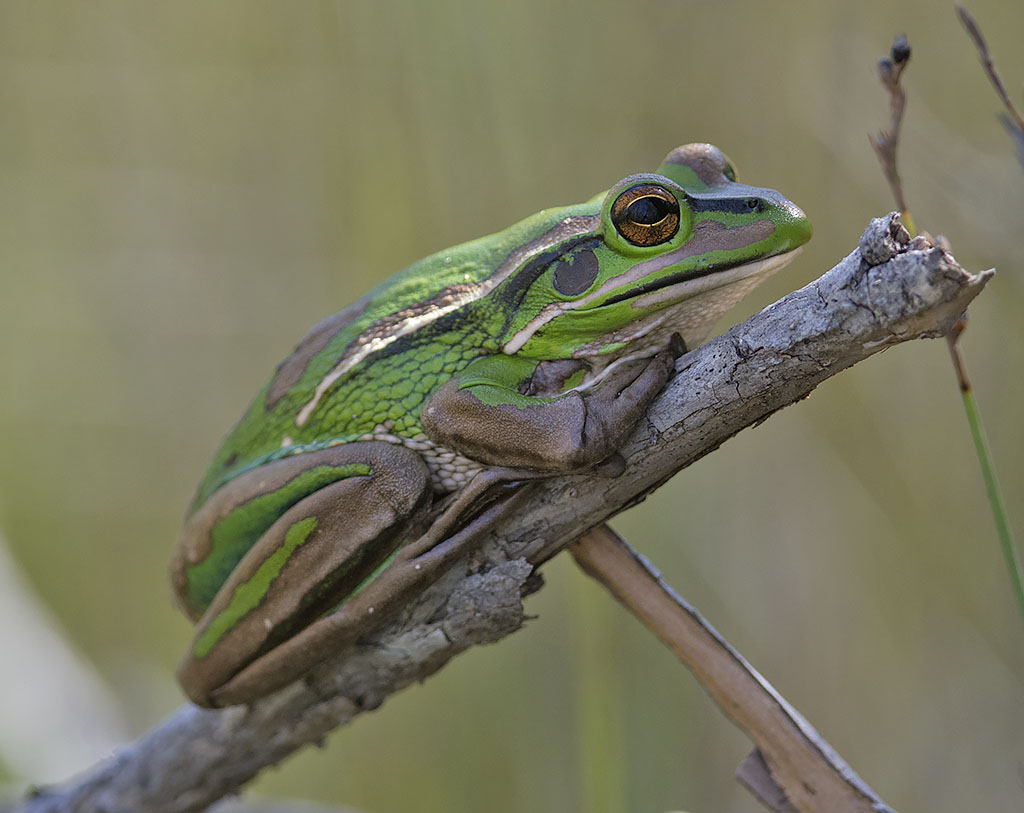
[891,35,911,65]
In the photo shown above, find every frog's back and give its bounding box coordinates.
[192,204,598,509]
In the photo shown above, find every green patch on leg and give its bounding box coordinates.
[563,368,587,391]
[349,548,401,600]
[185,463,371,611]
[193,516,319,659]
[318,546,401,618]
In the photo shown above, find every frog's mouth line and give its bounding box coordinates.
[601,247,803,308]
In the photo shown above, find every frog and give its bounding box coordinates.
[171,143,812,708]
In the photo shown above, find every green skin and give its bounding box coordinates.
[171,144,812,707]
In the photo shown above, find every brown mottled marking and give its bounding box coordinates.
[662,143,733,186]
[351,283,480,348]
[266,299,370,410]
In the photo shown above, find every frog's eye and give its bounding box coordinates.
[610,184,681,247]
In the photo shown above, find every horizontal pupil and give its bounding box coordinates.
[627,196,670,225]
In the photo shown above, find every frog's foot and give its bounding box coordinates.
[571,348,675,462]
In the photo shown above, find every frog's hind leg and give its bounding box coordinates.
[174,442,432,708]
[209,467,535,707]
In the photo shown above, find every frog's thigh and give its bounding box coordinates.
[173,442,432,617]
[177,442,431,706]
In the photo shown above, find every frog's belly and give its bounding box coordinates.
[358,430,482,494]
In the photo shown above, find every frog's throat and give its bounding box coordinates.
[571,248,799,392]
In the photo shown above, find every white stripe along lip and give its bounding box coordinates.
[626,248,802,311]
[600,244,794,307]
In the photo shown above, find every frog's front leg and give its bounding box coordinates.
[171,442,432,708]
[421,349,677,473]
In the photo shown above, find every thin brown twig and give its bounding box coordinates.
[957,5,1024,134]
[870,35,913,229]
[946,313,971,393]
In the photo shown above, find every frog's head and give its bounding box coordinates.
[499,143,812,370]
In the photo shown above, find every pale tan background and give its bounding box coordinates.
[1,2,1023,811]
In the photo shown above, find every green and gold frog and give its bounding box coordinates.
[171,144,812,707]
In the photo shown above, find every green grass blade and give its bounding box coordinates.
[959,384,1024,629]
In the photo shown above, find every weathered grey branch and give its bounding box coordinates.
[17,214,991,813]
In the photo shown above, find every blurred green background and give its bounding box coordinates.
[1,2,1022,811]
